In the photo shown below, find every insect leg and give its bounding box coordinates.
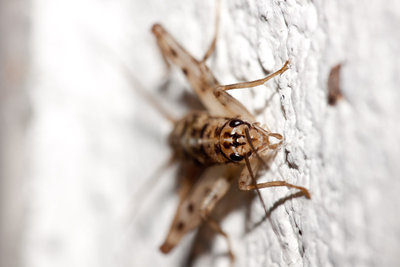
[201,0,220,63]
[152,24,200,76]
[156,38,172,74]
[239,157,311,199]
[151,19,257,121]
[239,180,311,199]
[160,165,233,254]
[208,60,290,120]
[215,60,290,91]
[198,167,236,261]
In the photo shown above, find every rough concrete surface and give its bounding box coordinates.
[1,0,400,267]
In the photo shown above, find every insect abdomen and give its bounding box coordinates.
[169,112,230,165]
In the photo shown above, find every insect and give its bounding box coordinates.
[147,2,311,261]
[327,63,343,105]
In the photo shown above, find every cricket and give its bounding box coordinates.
[138,0,311,261]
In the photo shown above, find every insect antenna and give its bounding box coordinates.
[117,61,176,123]
[201,0,220,63]
[244,127,271,218]
[244,154,269,218]
[130,154,177,220]
[93,39,176,123]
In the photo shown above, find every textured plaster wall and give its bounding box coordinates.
[1,0,400,267]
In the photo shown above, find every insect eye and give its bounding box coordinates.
[229,153,244,162]
[229,119,243,127]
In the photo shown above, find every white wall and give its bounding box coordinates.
[1,0,400,267]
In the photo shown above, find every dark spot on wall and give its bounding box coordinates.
[285,149,299,169]
[327,63,343,106]
[260,14,268,22]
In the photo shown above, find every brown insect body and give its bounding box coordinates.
[169,112,280,165]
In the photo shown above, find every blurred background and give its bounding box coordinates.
[1,0,400,267]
